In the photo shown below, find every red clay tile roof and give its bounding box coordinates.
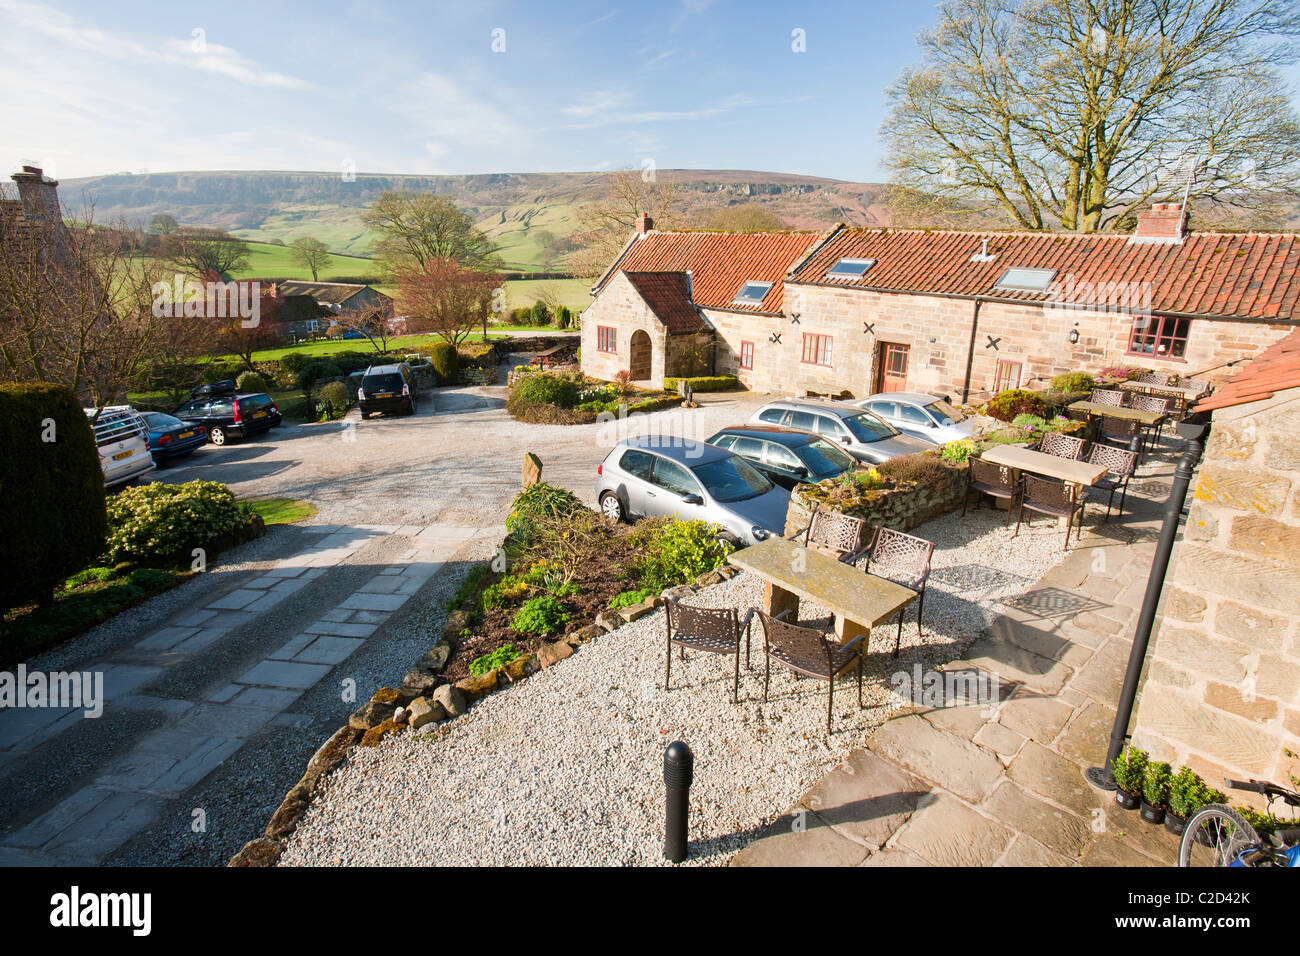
[623,271,703,334]
[790,228,1300,320]
[1195,328,1300,411]
[597,230,829,314]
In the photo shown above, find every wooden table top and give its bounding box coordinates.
[1118,381,1206,400]
[1067,401,1168,425]
[727,537,915,627]
[979,444,1109,486]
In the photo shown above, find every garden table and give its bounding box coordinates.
[727,536,915,646]
[1067,400,1168,426]
[979,444,1109,487]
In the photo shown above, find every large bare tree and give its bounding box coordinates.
[290,236,331,281]
[885,0,1300,231]
[396,259,501,346]
[158,226,252,279]
[361,191,503,275]
[570,168,688,276]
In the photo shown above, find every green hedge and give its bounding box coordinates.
[0,384,107,611]
[104,480,261,564]
[428,342,458,383]
[663,375,739,393]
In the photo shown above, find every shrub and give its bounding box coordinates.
[104,480,257,563]
[1142,761,1172,808]
[609,588,656,610]
[279,352,312,377]
[939,438,976,464]
[508,373,579,413]
[1050,371,1095,393]
[318,380,352,418]
[297,360,343,393]
[1168,767,1204,818]
[469,643,520,676]
[1012,413,1047,429]
[877,453,953,486]
[530,301,550,326]
[479,575,530,611]
[555,305,572,329]
[235,371,269,394]
[986,388,1049,422]
[201,360,244,384]
[428,342,458,383]
[1110,745,1148,795]
[634,520,733,592]
[511,595,570,635]
[1097,364,1145,381]
[663,375,739,393]
[0,384,107,611]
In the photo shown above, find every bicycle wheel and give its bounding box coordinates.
[1179,804,1259,867]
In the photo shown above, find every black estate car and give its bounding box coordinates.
[358,363,418,417]
[704,424,857,489]
[172,386,282,446]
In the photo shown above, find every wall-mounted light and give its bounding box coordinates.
[1068,327,1080,345]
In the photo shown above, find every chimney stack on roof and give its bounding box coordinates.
[1130,201,1188,245]
[635,212,653,235]
[11,165,61,226]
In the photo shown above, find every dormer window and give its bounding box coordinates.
[993,267,1057,293]
[732,280,773,305]
[826,257,876,279]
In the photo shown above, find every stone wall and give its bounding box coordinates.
[457,366,498,386]
[783,463,970,538]
[1132,386,1300,806]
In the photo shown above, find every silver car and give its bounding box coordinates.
[595,437,791,547]
[749,399,932,464]
[852,392,975,446]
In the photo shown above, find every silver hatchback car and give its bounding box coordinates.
[749,399,932,464]
[851,392,975,446]
[595,437,791,547]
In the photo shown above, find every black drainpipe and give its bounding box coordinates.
[1085,416,1208,791]
[962,299,982,404]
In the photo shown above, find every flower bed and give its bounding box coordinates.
[506,370,683,424]
[787,452,970,534]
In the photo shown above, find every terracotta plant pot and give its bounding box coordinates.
[1115,788,1140,810]
[1140,800,1166,824]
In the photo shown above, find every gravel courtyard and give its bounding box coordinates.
[281,502,1079,867]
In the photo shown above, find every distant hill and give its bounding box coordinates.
[59,169,896,271]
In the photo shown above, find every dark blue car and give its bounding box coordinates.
[140,411,208,460]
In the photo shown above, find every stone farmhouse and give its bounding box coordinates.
[580,208,1300,401]
[1134,329,1300,803]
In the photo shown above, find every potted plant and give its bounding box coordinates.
[1110,746,1147,809]
[1141,760,1172,824]
[1166,766,1201,835]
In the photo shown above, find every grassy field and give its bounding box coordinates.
[503,277,591,312]
[231,241,382,281]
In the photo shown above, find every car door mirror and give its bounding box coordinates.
[792,466,808,478]
[681,493,703,505]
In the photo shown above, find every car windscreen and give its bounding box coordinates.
[691,454,773,502]
[363,373,404,392]
[924,400,965,426]
[801,437,855,477]
[842,412,897,443]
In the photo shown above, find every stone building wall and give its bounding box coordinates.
[1132,386,1300,806]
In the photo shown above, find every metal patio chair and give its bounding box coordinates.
[963,458,1018,524]
[1015,474,1088,550]
[664,600,751,703]
[1090,388,1127,407]
[1128,393,1171,446]
[756,609,864,734]
[1085,443,1139,520]
[792,507,871,564]
[863,526,935,652]
[1136,372,1170,386]
[1038,431,1087,460]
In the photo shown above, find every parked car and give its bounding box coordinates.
[84,406,156,487]
[172,386,282,446]
[139,411,208,460]
[704,424,856,490]
[748,399,932,464]
[851,392,975,446]
[595,437,790,547]
[357,363,418,418]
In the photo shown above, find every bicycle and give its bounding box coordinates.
[1178,778,1300,867]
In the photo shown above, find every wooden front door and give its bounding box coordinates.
[629,329,652,381]
[876,342,910,393]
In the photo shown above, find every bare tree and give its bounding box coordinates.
[700,203,788,231]
[396,259,501,346]
[290,236,331,281]
[570,168,687,276]
[158,226,252,279]
[885,0,1300,232]
[361,191,503,275]
[335,304,395,353]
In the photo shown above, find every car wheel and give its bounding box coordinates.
[599,492,625,522]
[405,400,415,415]
[209,426,227,446]
[360,410,370,420]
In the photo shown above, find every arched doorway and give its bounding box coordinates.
[629,329,652,381]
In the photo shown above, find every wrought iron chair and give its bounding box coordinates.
[1085,444,1139,520]
[963,458,1018,524]
[1015,474,1088,549]
[1090,388,1127,407]
[1099,415,1144,462]
[791,507,871,564]
[1136,372,1170,386]
[863,526,935,651]
[664,600,752,703]
[1149,387,1188,418]
[1038,431,1086,460]
[755,609,864,734]
[1128,393,1170,446]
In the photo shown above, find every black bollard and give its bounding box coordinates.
[663,740,693,862]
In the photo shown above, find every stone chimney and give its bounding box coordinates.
[1130,201,1188,245]
[11,165,62,226]
[635,212,653,235]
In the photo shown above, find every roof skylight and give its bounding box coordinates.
[826,257,876,279]
[993,267,1058,293]
[732,280,774,305]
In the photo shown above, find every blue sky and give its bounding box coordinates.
[0,0,927,181]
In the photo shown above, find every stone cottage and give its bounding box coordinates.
[1132,330,1300,804]
[581,206,1300,399]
